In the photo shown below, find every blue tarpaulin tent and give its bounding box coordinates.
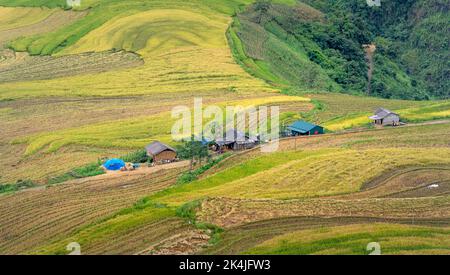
[103,159,126,171]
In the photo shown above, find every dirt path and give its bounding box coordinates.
[406,119,450,127]
[364,43,376,95]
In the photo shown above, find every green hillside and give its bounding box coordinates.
[230,0,449,100]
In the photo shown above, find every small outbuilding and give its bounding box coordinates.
[145,141,177,164]
[213,129,259,151]
[287,120,324,136]
[369,108,400,126]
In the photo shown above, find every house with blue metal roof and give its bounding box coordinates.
[287,120,324,136]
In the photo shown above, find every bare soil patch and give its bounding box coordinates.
[137,229,210,255]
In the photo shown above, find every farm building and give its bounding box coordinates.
[369,108,400,126]
[145,141,177,164]
[212,129,259,151]
[287,120,324,136]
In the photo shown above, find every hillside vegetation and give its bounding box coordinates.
[231,0,449,99]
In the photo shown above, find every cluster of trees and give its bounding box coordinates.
[176,137,210,171]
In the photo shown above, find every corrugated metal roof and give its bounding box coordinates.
[371,108,399,119]
[145,141,176,155]
[287,120,321,133]
[215,129,258,145]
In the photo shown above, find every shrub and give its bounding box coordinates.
[0,179,36,194]
[47,160,105,185]
[72,161,104,178]
[0,184,16,194]
[177,172,198,185]
[122,149,149,163]
[176,153,231,184]
[176,200,203,221]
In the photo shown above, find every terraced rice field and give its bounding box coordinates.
[0,1,306,185]
[244,223,450,255]
[15,123,446,255]
[323,101,450,131]
[0,49,143,83]
[0,7,55,32]
[201,218,450,255]
[0,165,186,254]
[195,160,450,255]
[198,196,450,229]
[0,0,447,185]
[148,146,450,206]
[0,7,86,46]
[0,0,449,255]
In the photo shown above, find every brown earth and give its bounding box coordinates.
[136,229,210,255]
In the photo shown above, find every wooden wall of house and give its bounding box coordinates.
[153,150,177,163]
[382,114,400,126]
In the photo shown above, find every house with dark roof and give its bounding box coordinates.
[212,129,259,151]
[287,120,324,136]
[369,108,400,126]
[145,141,177,164]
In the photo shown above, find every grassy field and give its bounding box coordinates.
[244,223,450,255]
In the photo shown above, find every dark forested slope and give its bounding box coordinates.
[230,0,449,100]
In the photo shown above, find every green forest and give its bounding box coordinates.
[231,0,449,100]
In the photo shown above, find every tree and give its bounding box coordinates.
[176,137,210,171]
[254,0,271,24]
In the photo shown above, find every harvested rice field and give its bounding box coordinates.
[0,0,449,257]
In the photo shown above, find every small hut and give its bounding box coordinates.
[369,108,400,126]
[145,141,177,164]
[213,129,258,151]
[287,120,324,136]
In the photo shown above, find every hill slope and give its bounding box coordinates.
[231,0,449,99]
